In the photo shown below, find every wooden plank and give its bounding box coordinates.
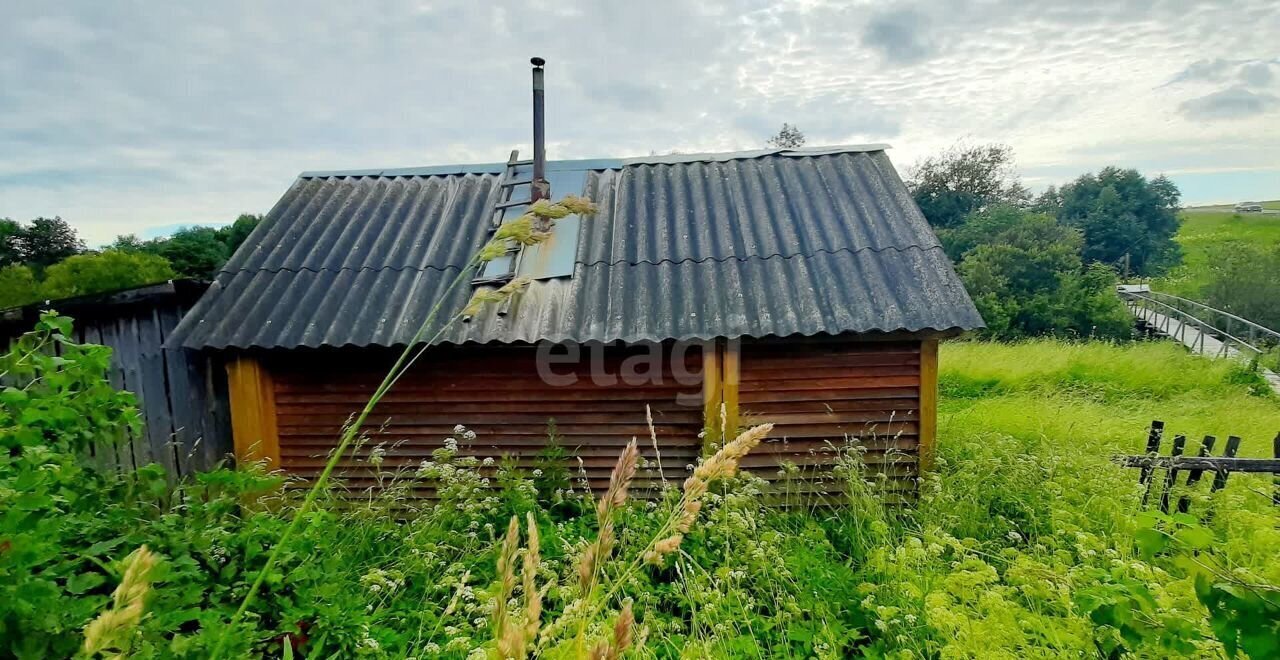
[116,315,156,470]
[702,342,722,442]
[722,341,740,436]
[138,308,178,481]
[1212,435,1242,494]
[919,338,938,471]
[1159,434,1186,513]
[157,305,201,476]
[226,357,280,468]
[1138,420,1165,507]
[1117,454,1280,473]
[97,317,138,472]
[1177,435,1217,514]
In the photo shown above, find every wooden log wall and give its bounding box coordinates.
[270,344,706,496]
[736,339,924,501]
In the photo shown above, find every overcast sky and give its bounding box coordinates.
[2,1,1278,245]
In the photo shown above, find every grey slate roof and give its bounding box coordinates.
[168,145,983,350]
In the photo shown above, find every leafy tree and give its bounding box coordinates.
[109,215,262,279]
[1042,167,1181,276]
[1200,243,1280,330]
[218,213,262,256]
[957,212,1131,339]
[150,226,230,279]
[39,251,176,300]
[935,204,1029,262]
[0,218,22,267]
[107,234,147,252]
[15,216,85,269]
[907,143,1030,229]
[0,264,41,309]
[766,123,806,148]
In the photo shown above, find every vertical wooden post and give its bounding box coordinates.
[1139,420,1165,507]
[919,338,939,472]
[721,340,740,440]
[1210,436,1241,493]
[1273,432,1279,507]
[1178,435,1217,514]
[1159,434,1186,513]
[701,341,722,447]
[226,356,280,468]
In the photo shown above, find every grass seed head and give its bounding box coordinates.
[83,545,159,658]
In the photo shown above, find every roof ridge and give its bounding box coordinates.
[215,244,946,278]
[297,144,891,180]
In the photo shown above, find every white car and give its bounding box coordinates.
[1234,202,1263,212]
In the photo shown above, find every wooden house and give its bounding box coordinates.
[166,143,983,498]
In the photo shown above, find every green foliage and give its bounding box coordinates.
[907,142,1030,229]
[0,218,23,267]
[0,313,142,657]
[149,227,230,280]
[110,214,262,279]
[39,250,177,300]
[1043,167,1182,276]
[0,264,41,309]
[1199,242,1280,330]
[955,212,1132,339]
[5,325,1279,657]
[13,216,86,270]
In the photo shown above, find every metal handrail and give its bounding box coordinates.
[1121,292,1264,358]
[1140,291,1280,345]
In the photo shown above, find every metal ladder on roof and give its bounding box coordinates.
[472,150,534,285]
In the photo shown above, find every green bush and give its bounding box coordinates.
[39,251,176,301]
[956,213,1133,340]
[0,264,40,309]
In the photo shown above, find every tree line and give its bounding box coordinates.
[0,215,260,309]
[906,143,1182,340]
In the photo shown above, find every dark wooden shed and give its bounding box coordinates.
[168,145,983,497]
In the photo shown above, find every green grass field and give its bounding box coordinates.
[1154,209,1280,297]
[941,339,1280,457]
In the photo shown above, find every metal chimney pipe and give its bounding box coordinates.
[530,57,548,201]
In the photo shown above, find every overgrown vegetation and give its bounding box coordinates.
[0,214,261,310]
[4,317,1278,658]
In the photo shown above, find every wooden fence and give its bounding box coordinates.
[1,280,232,480]
[1114,420,1280,512]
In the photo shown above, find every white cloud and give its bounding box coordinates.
[1,0,1278,244]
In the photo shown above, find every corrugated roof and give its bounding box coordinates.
[169,145,982,350]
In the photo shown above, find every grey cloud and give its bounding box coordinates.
[1178,86,1278,121]
[1165,58,1279,87]
[1239,61,1274,87]
[1166,58,1238,84]
[861,8,937,66]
